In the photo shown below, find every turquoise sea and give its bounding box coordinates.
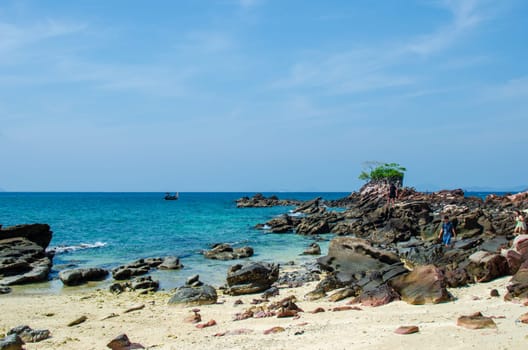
[0,192,350,293]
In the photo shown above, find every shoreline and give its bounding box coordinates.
[1,275,526,350]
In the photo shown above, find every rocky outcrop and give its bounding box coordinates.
[225,262,279,295]
[202,244,253,260]
[59,267,109,286]
[317,237,400,283]
[0,223,54,286]
[236,193,301,208]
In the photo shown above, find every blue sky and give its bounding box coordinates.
[0,0,527,192]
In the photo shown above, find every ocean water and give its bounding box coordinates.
[0,192,348,293]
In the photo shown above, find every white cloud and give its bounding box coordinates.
[0,19,85,53]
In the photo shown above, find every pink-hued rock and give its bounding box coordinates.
[505,261,528,300]
[390,265,452,305]
[394,326,419,334]
[350,284,400,307]
[456,312,497,329]
[214,328,254,337]
[310,307,325,314]
[196,320,217,329]
[263,326,285,335]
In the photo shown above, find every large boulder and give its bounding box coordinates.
[59,267,109,286]
[168,284,217,306]
[202,244,253,260]
[390,265,453,304]
[505,261,528,300]
[317,237,400,283]
[466,251,510,283]
[225,262,279,295]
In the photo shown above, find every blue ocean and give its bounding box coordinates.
[0,192,350,293]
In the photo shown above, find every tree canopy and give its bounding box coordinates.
[359,162,406,184]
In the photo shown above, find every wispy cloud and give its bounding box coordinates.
[273,0,491,95]
[0,19,85,53]
[406,0,486,55]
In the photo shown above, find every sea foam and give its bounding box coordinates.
[47,241,108,254]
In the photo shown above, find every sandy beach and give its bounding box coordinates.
[1,275,526,350]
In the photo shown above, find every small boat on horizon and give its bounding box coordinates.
[164,192,179,200]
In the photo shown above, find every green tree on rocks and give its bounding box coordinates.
[359,162,406,185]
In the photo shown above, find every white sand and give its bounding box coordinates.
[1,276,527,350]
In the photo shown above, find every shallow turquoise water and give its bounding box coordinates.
[0,192,346,292]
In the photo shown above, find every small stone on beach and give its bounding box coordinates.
[394,326,419,335]
[67,315,87,327]
[457,312,497,329]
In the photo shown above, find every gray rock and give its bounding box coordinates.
[203,243,254,260]
[59,267,109,286]
[7,325,50,343]
[168,284,217,306]
[225,262,279,295]
[158,256,183,270]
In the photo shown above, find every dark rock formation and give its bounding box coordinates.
[236,193,301,208]
[0,233,53,286]
[225,262,279,295]
[0,334,24,350]
[112,258,163,280]
[317,237,400,283]
[59,267,109,286]
[202,243,253,260]
[0,224,52,249]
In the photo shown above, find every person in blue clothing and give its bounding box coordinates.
[438,215,457,247]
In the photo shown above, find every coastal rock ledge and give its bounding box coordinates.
[0,224,54,287]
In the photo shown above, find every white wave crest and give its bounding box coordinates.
[48,241,108,254]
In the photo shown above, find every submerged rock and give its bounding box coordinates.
[202,243,254,260]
